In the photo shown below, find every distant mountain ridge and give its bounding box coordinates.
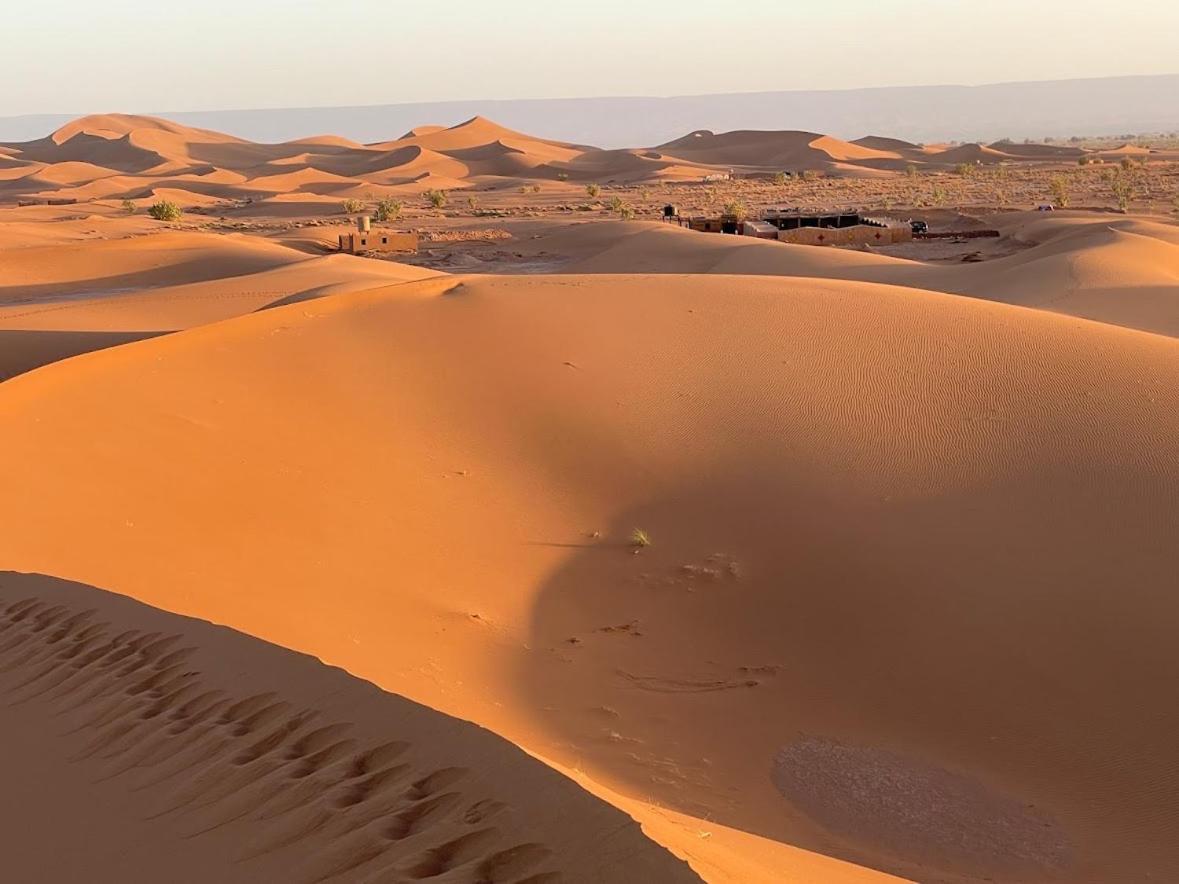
[0,75,1175,148]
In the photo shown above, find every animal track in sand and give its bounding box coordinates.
[618,670,759,693]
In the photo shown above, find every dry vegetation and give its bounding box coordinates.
[581,161,1179,221]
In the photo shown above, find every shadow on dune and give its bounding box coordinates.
[0,258,294,302]
[0,571,698,884]
[519,466,1179,883]
[0,329,164,381]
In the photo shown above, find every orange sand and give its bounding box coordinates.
[3,113,1179,883]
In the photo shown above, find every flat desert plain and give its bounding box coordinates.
[3,114,1179,883]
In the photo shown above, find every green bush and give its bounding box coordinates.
[374,197,402,222]
[120,198,136,215]
[586,183,601,198]
[425,189,448,209]
[147,200,182,221]
[341,198,364,214]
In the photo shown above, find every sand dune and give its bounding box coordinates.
[0,230,307,300]
[28,160,122,185]
[984,140,1085,160]
[286,134,367,150]
[551,214,1179,337]
[550,221,913,276]
[0,229,438,375]
[0,113,1124,211]
[385,116,586,155]
[4,269,1179,881]
[655,129,906,173]
[0,571,696,883]
[1099,143,1151,157]
[0,206,158,247]
[3,110,1179,882]
[47,113,246,146]
[0,328,162,381]
[852,136,922,153]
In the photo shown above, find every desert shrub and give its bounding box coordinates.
[467,196,479,210]
[630,528,651,548]
[618,205,636,221]
[120,198,136,215]
[905,164,919,178]
[773,171,788,185]
[608,195,625,212]
[930,185,947,207]
[586,183,601,198]
[1111,174,1136,210]
[425,189,448,209]
[341,198,364,214]
[147,200,182,221]
[723,200,748,221]
[1049,176,1071,207]
[954,163,975,177]
[1120,157,1135,171]
[374,197,402,222]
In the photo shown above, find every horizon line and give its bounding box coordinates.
[3,72,1178,122]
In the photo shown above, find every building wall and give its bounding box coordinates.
[778,225,911,246]
[688,218,730,233]
[339,231,419,254]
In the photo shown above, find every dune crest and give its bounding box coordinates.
[1,571,696,883]
[2,111,1144,208]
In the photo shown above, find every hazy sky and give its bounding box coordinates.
[5,0,1178,116]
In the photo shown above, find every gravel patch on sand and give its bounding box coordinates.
[773,736,1071,879]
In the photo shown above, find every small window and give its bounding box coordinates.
[360,238,367,246]
[382,237,388,244]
